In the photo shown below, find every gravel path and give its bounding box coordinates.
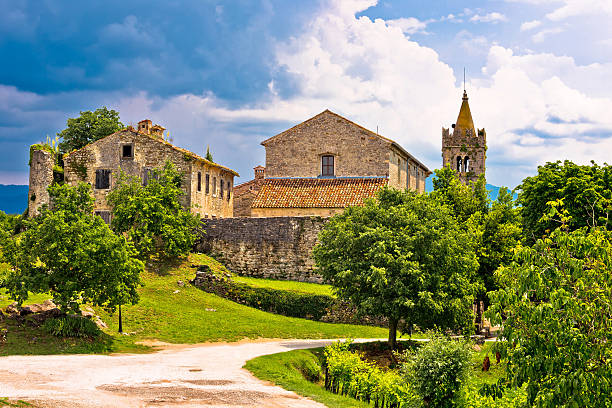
[0,339,345,408]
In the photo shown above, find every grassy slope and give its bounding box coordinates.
[0,254,388,355]
[233,276,335,297]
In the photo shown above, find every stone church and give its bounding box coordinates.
[442,90,486,183]
[29,119,238,220]
[234,110,432,217]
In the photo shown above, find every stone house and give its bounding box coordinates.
[29,119,238,220]
[442,90,486,184]
[234,110,431,217]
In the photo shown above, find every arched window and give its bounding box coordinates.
[464,156,470,173]
[456,156,462,172]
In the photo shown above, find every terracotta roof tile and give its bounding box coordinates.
[252,177,387,208]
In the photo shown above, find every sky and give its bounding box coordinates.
[2,0,612,188]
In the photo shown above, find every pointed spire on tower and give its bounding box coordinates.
[456,90,475,131]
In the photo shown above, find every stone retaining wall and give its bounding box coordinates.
[194,216,327,282]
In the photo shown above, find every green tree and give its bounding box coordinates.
[313,188,480,348]
[431,165,489,223]
[488,222,612,407]
[5,183,143,313]
[517,160,612,242]
[107,161,200,260]
[205,145,213,162]
[58,107,124,153]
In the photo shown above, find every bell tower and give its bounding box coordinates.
[442,90,486,184]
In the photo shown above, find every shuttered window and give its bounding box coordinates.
[220,180,224,199]
[205,174,210,194]
[95,210,111,225]
[322,155,334,176]
[95,169,111,189]
[197,172,202,191]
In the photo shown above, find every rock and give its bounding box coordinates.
[173,290,180,294]
[81,310,95,318]
[5,302,19,314]
[94,318,107,329]
[472,344,482,352]
[205,308,216,312]
[22,299,57,314]
[177,280,185,287]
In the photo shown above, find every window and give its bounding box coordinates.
[197,172,202,192]
[322,155,334,176]
[220,179,224,199]
[464,156,470,173]
[205,174,210,194]
[227,181,231,201]
[456,156,462,172]
[122,144,133,159]
[95,169,111,189]
[397,158,401,181]
[95,210,111,225]
[213,177,217,196]
[142,167,158,186]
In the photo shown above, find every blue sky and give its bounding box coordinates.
[2,0,612,188]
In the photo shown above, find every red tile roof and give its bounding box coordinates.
[252,177,388,208]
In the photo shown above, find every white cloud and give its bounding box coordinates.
[470,12,508,23]
[532,27,564,42]
[506,0,612,20]
[520,20,542,31]
[387,17,428,35]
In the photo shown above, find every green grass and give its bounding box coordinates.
[0,398,34,407]
[245,348,370,408]
[0,253,388,355]
[233,276,335,297]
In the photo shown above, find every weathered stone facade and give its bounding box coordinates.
[28,149,54,217]
[57,120,238,219]
[442,91,486,183]
[195,216,327,282]
[261,110,430,192]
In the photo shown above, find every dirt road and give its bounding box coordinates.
[0,339,341,408]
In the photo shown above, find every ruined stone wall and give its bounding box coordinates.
[263,112,391,178]
[195,216,327,282]
[250,207,344,218]
[28,149,54,217]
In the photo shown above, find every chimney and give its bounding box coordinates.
[138,119,152,135]
[254,165,265,180]
[150,124,166,139]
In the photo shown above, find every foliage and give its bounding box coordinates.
[42,315,101,338]
[432,166,522,299]
[314,187,479,347]
[205,145,213,162]
[4,183,143,314]
[57,107,123,153]
[399,336,471,408]
[323,340,419,407]
[488,223,612,407]
[107,161,200,259]
[517,160,612,242]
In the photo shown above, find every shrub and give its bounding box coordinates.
[42,316,101,338]
[399,336,471,408]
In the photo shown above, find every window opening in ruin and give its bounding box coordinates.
[456,156,462,172]
[122,144,133,159]
[464,156,470,173]
[197,172,202,191]
[95,210,111,225]
[220,180,224,199]
[213,177,217,196]
[322,155,334,177]
[227,182,231,201]
[205,174,210,194]
[95,169,111,189]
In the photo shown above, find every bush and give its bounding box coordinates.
[42,316,101,338]
[400,336,471,408]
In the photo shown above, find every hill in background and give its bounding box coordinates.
[0,185,28,215]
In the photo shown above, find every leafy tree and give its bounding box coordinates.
[517,160,612,242]
[4,183,143,313]
[205,145,213,162]
[107,161,200,260]
[313,188,480,348]
[57,107,124,153]
[488,209,612,406]
[431,165,489,223]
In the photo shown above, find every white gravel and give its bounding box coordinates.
[0,339,348,408]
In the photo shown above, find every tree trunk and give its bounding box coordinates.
[388,317,398,349]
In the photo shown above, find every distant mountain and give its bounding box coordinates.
[425,177,516,202]
[0,185,28,215]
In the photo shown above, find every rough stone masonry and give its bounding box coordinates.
[195,216,327,283]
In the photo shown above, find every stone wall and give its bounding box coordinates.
[195,216,327,282]
[28,149,54,217]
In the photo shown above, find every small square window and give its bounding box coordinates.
[122,144,133,158]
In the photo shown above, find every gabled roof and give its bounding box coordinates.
[251,177,388,209]
[63,128,239,176]
[260,109,431,174]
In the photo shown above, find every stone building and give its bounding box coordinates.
[30,119,238,221]
[234,109,431,217]
[28,149,55,217]
[232,166,266,217]
[442,90,486,183]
